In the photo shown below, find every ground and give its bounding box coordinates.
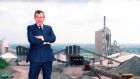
[10,66,42,79]
[9,66,112,79]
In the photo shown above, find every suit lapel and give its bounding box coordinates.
[33,24,43,35]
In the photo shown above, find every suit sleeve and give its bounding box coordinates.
[27,26,43,45]
[44,26,56,43]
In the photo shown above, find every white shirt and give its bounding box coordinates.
[37,24,43,30]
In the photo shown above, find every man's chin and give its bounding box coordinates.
[37,23,43,25]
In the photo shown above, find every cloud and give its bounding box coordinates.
[0,0,101,3]
[0,2,100,44]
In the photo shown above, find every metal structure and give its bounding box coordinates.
[54,45,121,65]
[95,16,111,60]
[103,16,111,56]
[95,16,122,61]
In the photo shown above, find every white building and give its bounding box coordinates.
[0,52,17,62]
[0,37,9,55]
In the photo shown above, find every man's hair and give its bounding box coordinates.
[34,10,45,17]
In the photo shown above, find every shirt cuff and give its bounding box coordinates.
[41,37,44,41]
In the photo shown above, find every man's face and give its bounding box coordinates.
[34,13,45,26]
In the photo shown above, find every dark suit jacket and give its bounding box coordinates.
[27,24,56,62]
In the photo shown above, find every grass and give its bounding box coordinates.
[0,58,10,69]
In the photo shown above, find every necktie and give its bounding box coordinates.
[39,26,43,32]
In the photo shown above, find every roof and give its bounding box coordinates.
[95,52,140,67]
[0,52,17,59]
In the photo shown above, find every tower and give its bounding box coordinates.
[95,16,111,60]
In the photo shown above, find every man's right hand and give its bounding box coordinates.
[34,35,44,41]
[43,42,51,45]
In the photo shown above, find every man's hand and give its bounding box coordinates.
[34,36,50,44]
[34,35,44,41]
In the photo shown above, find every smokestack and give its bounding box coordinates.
[104,16,106,29]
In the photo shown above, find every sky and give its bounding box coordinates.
[0,0,140,44]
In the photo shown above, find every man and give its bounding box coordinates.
[27,10,56,79]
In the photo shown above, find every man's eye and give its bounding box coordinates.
[36,17,44,18]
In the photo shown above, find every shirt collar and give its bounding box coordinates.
[37,24,43,28]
